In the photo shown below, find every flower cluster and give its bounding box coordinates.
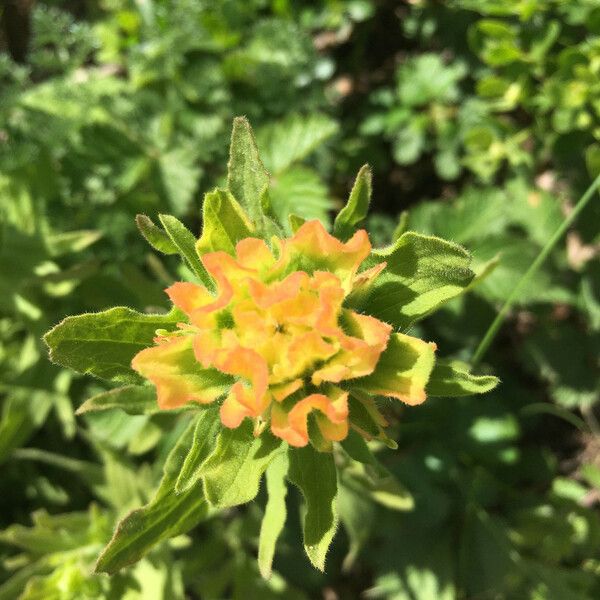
[132,220,431,447]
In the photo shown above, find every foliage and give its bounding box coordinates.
[1,1,598,598]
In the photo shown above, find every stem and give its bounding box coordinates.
[472,172,600,367]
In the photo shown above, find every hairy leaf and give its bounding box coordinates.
[135,214,178,255]
[287,446,338,571]
[76,385,160,416]
[227,116,270,226]
[95,417,208,574]
[195,188,254,256]
[427,359,500,396]
[334,164,372,240]
[200,421,283,508]
[175,407,221,494]
[258,453,289,580]
[350,232,475,329]
[44,307,182,384]
[158,214,212,287]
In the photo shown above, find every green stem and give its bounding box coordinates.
[472,172,600,367]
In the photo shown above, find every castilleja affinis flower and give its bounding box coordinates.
[131,220,436,448]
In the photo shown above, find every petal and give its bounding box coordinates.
[165,282,213,316]
[275,220,371,290]
[131,336,232,409]
[270,388,349,447]
[216,346,270,416]
[312,309,391,385]
[235,237,276,271]
[352,333,436,405]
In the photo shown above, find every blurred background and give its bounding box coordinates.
[1,1,599,598]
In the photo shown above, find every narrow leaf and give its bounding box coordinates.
[195,188,254,256]
[349,232,474,329]
[44,307,182,384]
[227,116,270,225]
[158,214,212,287]
[427,359,499,396]
[200,421,283,508]
[287,446,338,571]
[334,164,372,240]
[258,453,289,580]
[76,385,160,416]
[135,214,178,255]
[95,417,208,574]
[340,431,413,511]
[175,407,221,493]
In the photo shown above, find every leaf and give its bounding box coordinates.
[427,359,499,396]
[353,333,436,405]
[95,417,209,574]
[158,214,212,287]
[135,214,178,255]
[349,232,475,329]
[339,431,413,511]
[338,474,375,571]
[157,145,202,215]
[200,421,283,508]
[256,113,338,174]
[334,164,372,240]
[195,188,254,256]
[46,230,103,256]
[76,385,161,416]
[287,446,338,571]
[227,116,270,226]
[174,407,221,493]
[258,453,289,580]
[44,307,182,384]
[269,167,334,231]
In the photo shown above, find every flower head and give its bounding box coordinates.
[132,220,430,447]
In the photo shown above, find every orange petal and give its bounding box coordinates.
[131,336,232,409]
[274,220,371,290]
[166,282,213,316]
[235,238,276,271]
[270,388,349,447]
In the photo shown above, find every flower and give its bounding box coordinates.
[132,220,433,447]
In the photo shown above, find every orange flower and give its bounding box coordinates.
[132,220,432,448]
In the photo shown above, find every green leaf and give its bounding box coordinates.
[157,145,201,215]
[44,307,182,384]
[268,166,334,231]
[256,113,338,174]
[46,229,103,256]
[258,453,289,580]
[76,385,162,416]
[158,214,212,287]
[349,232,475,329]
[353,333,436,405]
[427,359,499,396]
[287,446,338,571]
[339,431,413,511]
[95,417,209,574]
[200,421,283,508]
[174,407,221,494]
[227,116,270,226]
[135,214,178,255]
[334,164,372,240]
[195,188,254,256]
